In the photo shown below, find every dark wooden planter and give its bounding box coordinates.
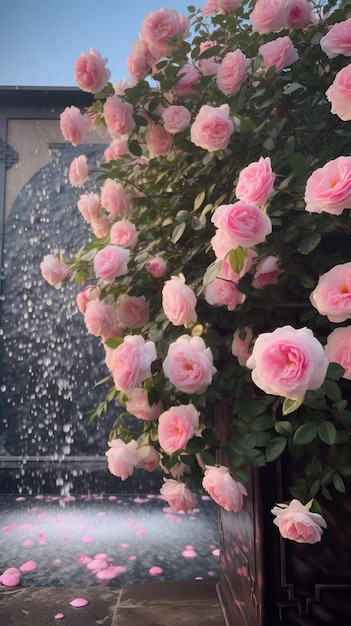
[215,404,351,626]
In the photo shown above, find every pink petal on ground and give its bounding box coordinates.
[108,495,117,500]
[120,543,129,549]
[81,535,94,544]
[69,597,88,607]
[94,553,109,560]
[0,573,21,587]
[22,539,34,548]
[128,555,137,561]
[212,548,220,558]
[86,559,108,571]
[19,560,37,573]
[185,544,194,549]
[54,613,64,619]
[96,512,106,516]
[96,566,126,580]
[2,568,20,577]
[35,495,44,500]
[52,559,62,566]
[149,566,163,576]
[2,525,12,531]
[16,496,26,501]
[77,555,92,564]
[136,529,148,536]
[182,549,197,558]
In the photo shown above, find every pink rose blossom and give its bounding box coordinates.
[320,18,351,59]
[175,65,201,95]
[116,294,149,329]
[304,156,351,215]
[197,40,220,76]
[93,245,130,283]
[141,8,189,58]
[110,220,138,248]
[205,278,246,311]
[106,439,138,480]
[249,0,285,34]
[146,125,173,157]
[202,465,247,512]
[211,202,272,249]
[101,179,131,218]
[109,335,157,392]
[104,138,129,162]
[191,104,234,152]
[146,257,168,278]
[231,327,253,366]
[283,0,313,30]
[84,300,122,340]
[236,157,275,206]
[216,49,250,96]
[74,49,111,93]
[68,155,89,187]
[201,0,243,16]
[60,106,91,146]
[271,499,327,543]
[91,216,111,239]
[77,192,100,223]
[162,106,191,134]
[325,327,351,380]
[160,479,197,512]
[126,387,163,421]
[103,96,136,138]
[163,334,216,395]
[76,284,100,315]
[252,255,283,288]
[259,36,299,74]
[158,404,200,453]
[135,445,160,472]
[162,274,197,326]
[326,65,351,122]
[247,325,329,399]
[127,39,152,83]
[40,255,69,289]
[310,262,351,323]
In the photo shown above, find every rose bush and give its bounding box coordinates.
[42,0,351,545]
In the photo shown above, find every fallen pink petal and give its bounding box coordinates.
[19,560,37,572]
[0,573,21,587]
[54,613,64,619]
[69,597,88,607]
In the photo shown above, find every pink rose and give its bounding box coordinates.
[216,49,250,96]
[127,39,152,84]
[249,0,285,34]
[145,125,173,157]
[211,202,272,248]
[236,157,275,206]
[310,262,351,323]
[162,106,191,134]
[259,36,299,74]
[110,220,138,248]
[202,465,247,512]
[135,445,160,472]
[77,192,100,223]
[40,254,69,289]
[101,179,131,218]
[283,0,313,30]
[146,257,168,278]
[91,216,111,239]
[116,294,149,329]
[126,387,163,421]
[93,245,130,283]
[160,479,197,512]
[271,499,327,544]
[201,0,243,16]
[103,96,136,137]
[163,334,217,395]
[60,106,91,146]
[74,48,111,93]
[326,64,351,122]
[196,40,219,76]
[175,65,200,95]
[201,0,219,16]
[205,278,246,311]
[105,438,138,480]
[76,284,100,314]
[83,300,122,340]
[68,155,89,187]
[158,404,200,453]
[325,327,351,380]
[190,104,234,152]
[231,327,253,366]
[247,325,329,399]
[304,156,351,215]
[141,8,189,58]
[162,274,197,326]
[104,138,129,162]
[219,249,257,279]
[108,335,157,392]
[320,18,351,59]
[252,255,283,288]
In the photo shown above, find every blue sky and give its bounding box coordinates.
[2,0,193,87]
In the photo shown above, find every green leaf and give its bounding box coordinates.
[275,420,293,437]
[171,222,186,243]
[282,396,304,416]
[104,336,124,349]
[326,362,345,380]
[298,233,321,254]
[318,421,337,446]
[228,247,247,274]
[186,436,205,454]
[333,472,346,493]
[198,450,216,466]
[293,423,318,445]
[203,260,222,286]
[128,139,142,157]
[323,379,342,402]
[194,190,206,210]
[265,437,287,462]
